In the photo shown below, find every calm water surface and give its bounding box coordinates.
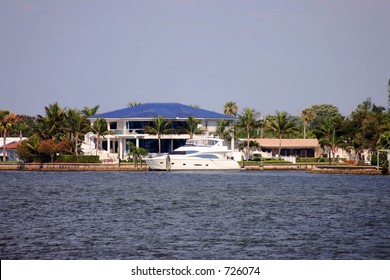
[0,170,389,259]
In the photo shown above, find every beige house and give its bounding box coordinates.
[251,138,321,158]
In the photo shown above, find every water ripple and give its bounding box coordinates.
[0,171,389,259]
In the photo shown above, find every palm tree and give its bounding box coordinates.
[267,111,298,158]
[36,102,65,141]
[92,118,114,155]
[127,102,141,107]
[237,108,259,158]
[178,116,203,139]
[127,141,148,169]
[82,105,100,117]
[300,109,316,139]
[144,115,172,154]
[223,101,238,150]
[13,120,28,140]
[314,118,341,164]
[64,109,91,156]
[0,110,18,161]
[223,101,238,117]
[215,119,232,140]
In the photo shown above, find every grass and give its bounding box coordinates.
[0,160,19,164]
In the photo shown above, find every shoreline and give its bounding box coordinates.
[0,163,384,174]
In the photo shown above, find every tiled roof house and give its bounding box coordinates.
[252,138,321,157]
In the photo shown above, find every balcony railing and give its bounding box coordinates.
[111,129,145,135]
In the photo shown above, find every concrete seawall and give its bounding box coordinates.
[244,164,383,175]
[244,164,314,171]
[0,163,149,171]
[0,163,384,174]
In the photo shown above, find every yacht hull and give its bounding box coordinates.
[145,156,241,171]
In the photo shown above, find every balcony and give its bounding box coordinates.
[111,129,145,135]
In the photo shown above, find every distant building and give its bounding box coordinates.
[251,138,321,158]
[88,103,235,159]
[0,139,25,161]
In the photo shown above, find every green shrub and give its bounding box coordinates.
[55,155,100,163]
[296,157,316,163]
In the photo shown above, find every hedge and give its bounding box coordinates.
[55,155,100,163]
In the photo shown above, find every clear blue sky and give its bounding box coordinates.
[1,0,389,117]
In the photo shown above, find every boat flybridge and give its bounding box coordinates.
[144,137,241,171]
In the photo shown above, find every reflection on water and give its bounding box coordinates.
[0,171,389,259]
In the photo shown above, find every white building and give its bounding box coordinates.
[87,103,235,161]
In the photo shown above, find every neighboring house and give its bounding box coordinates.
[0,139,24,161]
[251,138,321,158]
[88,103,235,159]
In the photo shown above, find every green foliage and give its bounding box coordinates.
[296,157,317,163]
[55,155,100,163]
[177,116,203,138]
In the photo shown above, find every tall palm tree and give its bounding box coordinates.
[237,108,259,158]
[82,105,100,117]
[223,101,238,150]
[92,118,114,155]
[223,101,238,117]
[178,116,203,139]
[127,102,141,107]
[13,120,28,140]
[36,102,65,141]
[144,115,172,154]
[64,109,91,156]
[215,119,232,140]
[301,109,316,139]
[314,118,340,164]
[0,110,18,161]
[267,111,298,158]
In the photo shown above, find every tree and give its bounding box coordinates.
[238,140,259,155]
[92,118,114,155]
[347,98,389,152]
[12,120,28,140]
[37,139,58,162]
[17,135,41,162]
[237,108,259,158]
[127,142,148,169]
[388,78,390,110]
[0,110,19,161]
[35,102,65,141]
[81,105,100,117]
[373,132,390,174]
[215,119,232,140]
[144,115,172,154]
[313,118,343,164]
[300,108,316,139]
[64,109,91,156]
[267,111,298,158]
[223,101,238,149]
[223,101,238,117]
[178,116,203,139]
[305,104,341,130]
[127,102,141,107]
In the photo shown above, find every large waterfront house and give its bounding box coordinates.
[87,103,235,160]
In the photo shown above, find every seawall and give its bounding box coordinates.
[0,163,149,171]
[244,164,383,175]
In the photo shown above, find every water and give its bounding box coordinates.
[0,170,389,259]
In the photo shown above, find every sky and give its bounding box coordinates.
[1,0,389,117]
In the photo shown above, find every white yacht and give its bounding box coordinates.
[144,138,241,171]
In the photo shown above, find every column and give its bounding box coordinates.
[119,137,123,159]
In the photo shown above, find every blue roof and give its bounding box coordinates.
[90,103,235,120]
